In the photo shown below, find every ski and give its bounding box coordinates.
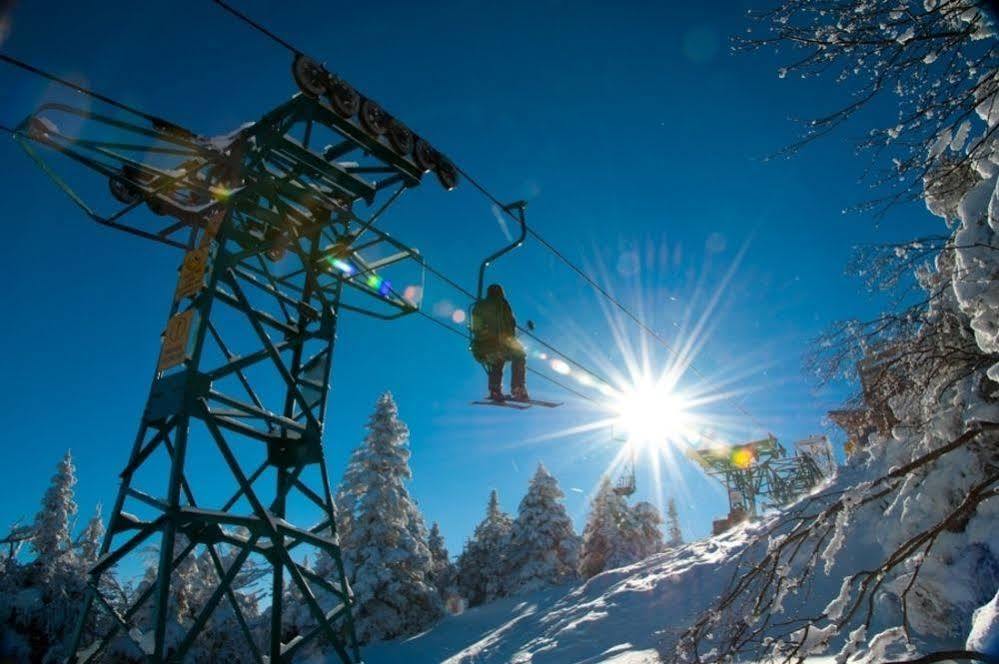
[520,399,563,408]
[471,397,563,409]
[471,399,531,410]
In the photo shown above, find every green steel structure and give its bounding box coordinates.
[687,435,827,522]
[5,51,456,662]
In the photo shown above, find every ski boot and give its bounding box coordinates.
[510,386,531,403]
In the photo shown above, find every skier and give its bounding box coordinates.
[471,283,530,402]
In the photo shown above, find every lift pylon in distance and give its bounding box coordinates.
[6,48,457,663]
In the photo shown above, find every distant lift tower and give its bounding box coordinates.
[687,435,831,534]
[6,52,456,662]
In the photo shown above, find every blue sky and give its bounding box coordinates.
[0,0,942,558]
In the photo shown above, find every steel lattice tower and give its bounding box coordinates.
[7,53,454,662]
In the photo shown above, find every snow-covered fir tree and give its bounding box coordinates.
[504,464,580,595]
[334,442,366,561]
[427,522,458,601]
[579,478,627,578]
[0,451,110,662]
[341,392,442,643]
[665,497,683,548]
[120,536,262,662]
[631,501,664,558]
[457,489,513,606]
[76,503,105,565]
[579,479,664,578]
[31,449,77,561]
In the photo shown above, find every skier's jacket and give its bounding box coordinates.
[471,285,522,362]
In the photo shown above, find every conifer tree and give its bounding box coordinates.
[343,392,442,642]
[457,489,513,606]
[334,443,366,558]
[76,503,105,565]
[32,450,77,561]
[578,478,628,578]
[579,479,664,578]
[630,501,664,558]
[427,522,458,601]
[504,464,580,595]
[666,497,683,548]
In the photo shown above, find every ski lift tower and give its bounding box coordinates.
[687,435,828,534]
[5,50,456,662]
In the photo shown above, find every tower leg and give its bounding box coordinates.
[68,208,359,662]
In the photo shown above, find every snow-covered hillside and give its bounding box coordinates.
[360,425,996,664]
[362,525,751,664]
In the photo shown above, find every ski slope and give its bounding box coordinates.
[361,527,754,663]
[355,443,996,663]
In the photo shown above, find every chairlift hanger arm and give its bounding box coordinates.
[0,54,199,139]
[476,200,527,301]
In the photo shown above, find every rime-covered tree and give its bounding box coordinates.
[578,479,630,578]
[0,452,115,662]
[32,450,77,561]
[504,464,580,595]
[631,501,664,559]
[665,497,683,548]
[739,0,997,210]
[118,534,263,662]
[427,522,457,601]
[76,503,105,565]
[673,3,999,662]
[342,392,442,642]
[334,443,366,560]
[579,480,665,578]
[457,490,513,606]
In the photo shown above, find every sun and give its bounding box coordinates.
[613,379,691,448]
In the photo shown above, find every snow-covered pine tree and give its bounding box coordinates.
[457,489,513,606]
[504,464,580,595]
[665,497,683,548]
[120,535,262,662]
[0,452,106,662]
[333,442,366,560]
[76,503,105,565]
[630,501,664,558]
[578,478,627,578]
[427,522,458,601]
[579,479,663,578]
[32,449,77,561]
[343,392,442,643]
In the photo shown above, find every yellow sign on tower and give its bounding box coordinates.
[158,309,195,371]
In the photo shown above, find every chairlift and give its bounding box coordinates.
[469,201,560,410]
[613,465,636,496]
[612,427,636,496]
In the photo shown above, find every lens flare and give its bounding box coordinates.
[613,379,692,448]
[481,234,768,520]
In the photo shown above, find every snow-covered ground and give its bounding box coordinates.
[361,526,754,663]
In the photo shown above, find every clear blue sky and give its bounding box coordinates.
[0,0,941,557]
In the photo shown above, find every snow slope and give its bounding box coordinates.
[357,437,995,663]
[361,524,756,663]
